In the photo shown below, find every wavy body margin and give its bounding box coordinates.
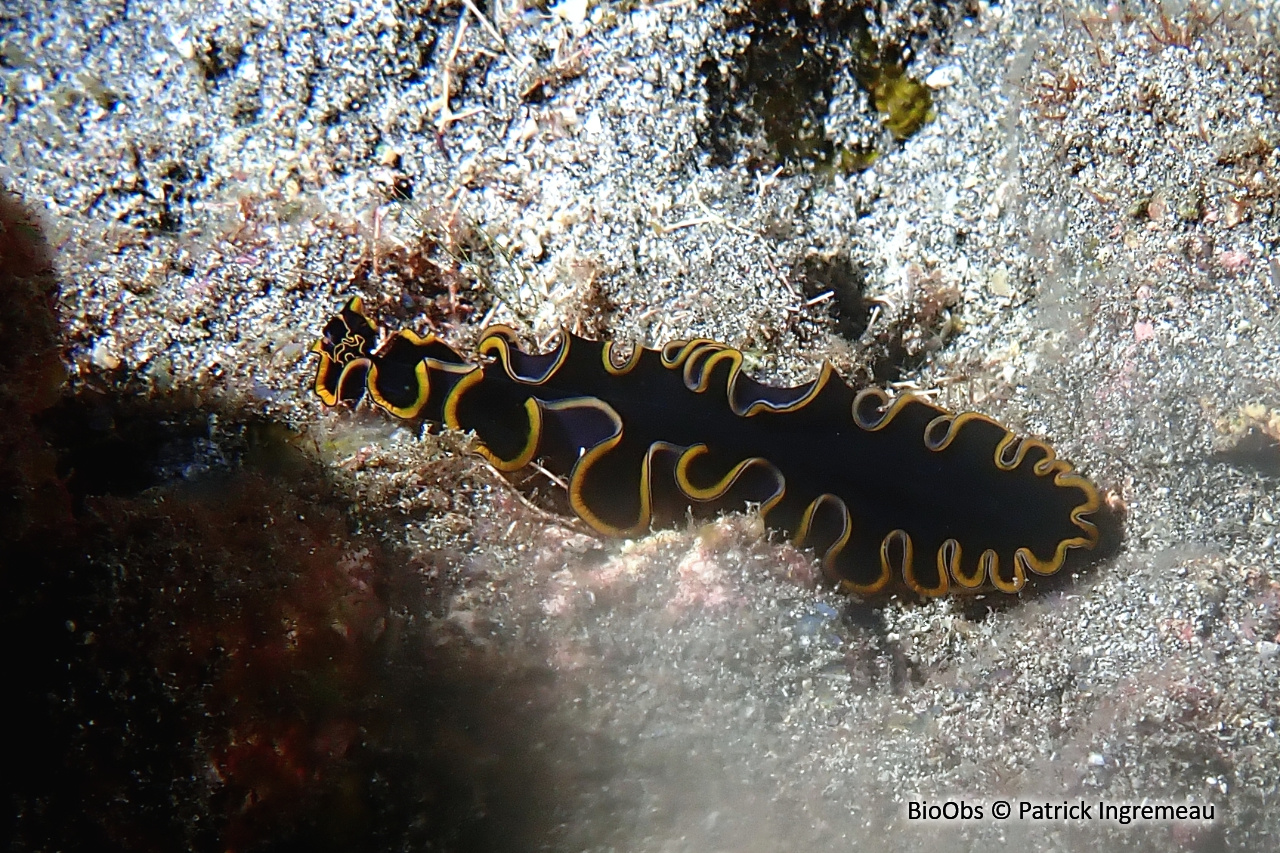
[311,298,1103,597]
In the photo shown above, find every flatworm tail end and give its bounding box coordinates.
[822,389,1103,597]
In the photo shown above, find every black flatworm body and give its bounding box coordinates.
[311,298,1102,597]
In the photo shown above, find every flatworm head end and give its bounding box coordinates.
[311,297,378,406]
[311,297,475,421]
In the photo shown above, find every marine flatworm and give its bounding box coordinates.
[311,298,1102,597]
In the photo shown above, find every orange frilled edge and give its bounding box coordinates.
[311,298,1106,598]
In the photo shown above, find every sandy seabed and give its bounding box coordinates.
[3,1,1279,850]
